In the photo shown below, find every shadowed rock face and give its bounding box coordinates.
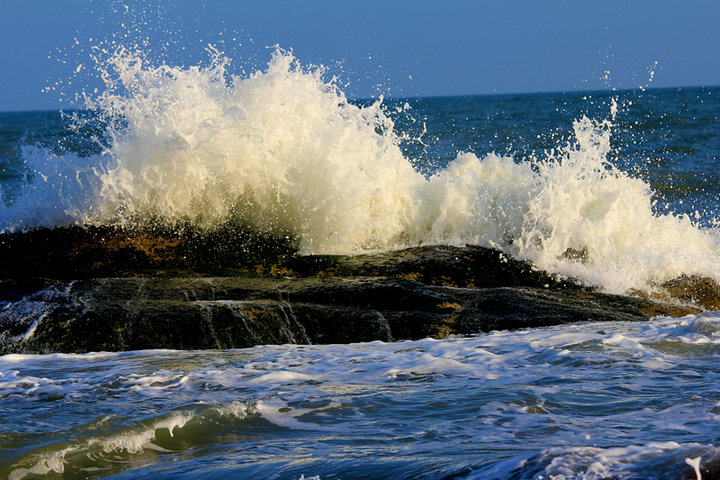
[0,226,714,354]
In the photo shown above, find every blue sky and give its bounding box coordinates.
[1,0,719,111]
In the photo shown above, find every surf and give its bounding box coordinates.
[1,46,718,295]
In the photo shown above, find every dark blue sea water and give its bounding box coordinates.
[1,48,720,479]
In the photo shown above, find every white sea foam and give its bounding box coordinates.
[3,315,720,477]
[214,400,252,418]
[465,441,715,480]
[2,313,719,400]
[7,411,193,480]
[1,47,719,293]
[248,370,315,384]
[122,372,188,392]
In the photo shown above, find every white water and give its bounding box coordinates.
[2,313,720,479]
[1,47,719,294]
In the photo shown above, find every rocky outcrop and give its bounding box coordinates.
[0,226,714,354]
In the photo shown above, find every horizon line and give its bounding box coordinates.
[1,83,718,114]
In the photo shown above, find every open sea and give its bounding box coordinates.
[1,48,720,479]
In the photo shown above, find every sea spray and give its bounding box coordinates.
[87,45,424,252]
[1,47,719,294]
[504,116,720,292]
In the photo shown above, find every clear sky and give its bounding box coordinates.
[1,0,719,112]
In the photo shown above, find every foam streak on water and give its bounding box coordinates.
[1,47,719,294]
[1,314,720,478]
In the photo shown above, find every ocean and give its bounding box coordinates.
[1,47,720,479]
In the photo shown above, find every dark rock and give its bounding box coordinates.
[0,275,701,354]
[291,303,392,344]
[0,226,715,353]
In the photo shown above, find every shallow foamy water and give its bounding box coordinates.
[2,314,719,479]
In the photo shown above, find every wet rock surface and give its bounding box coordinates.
[0,226,713,353]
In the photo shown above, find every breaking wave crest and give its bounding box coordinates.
[1,46,719,294]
